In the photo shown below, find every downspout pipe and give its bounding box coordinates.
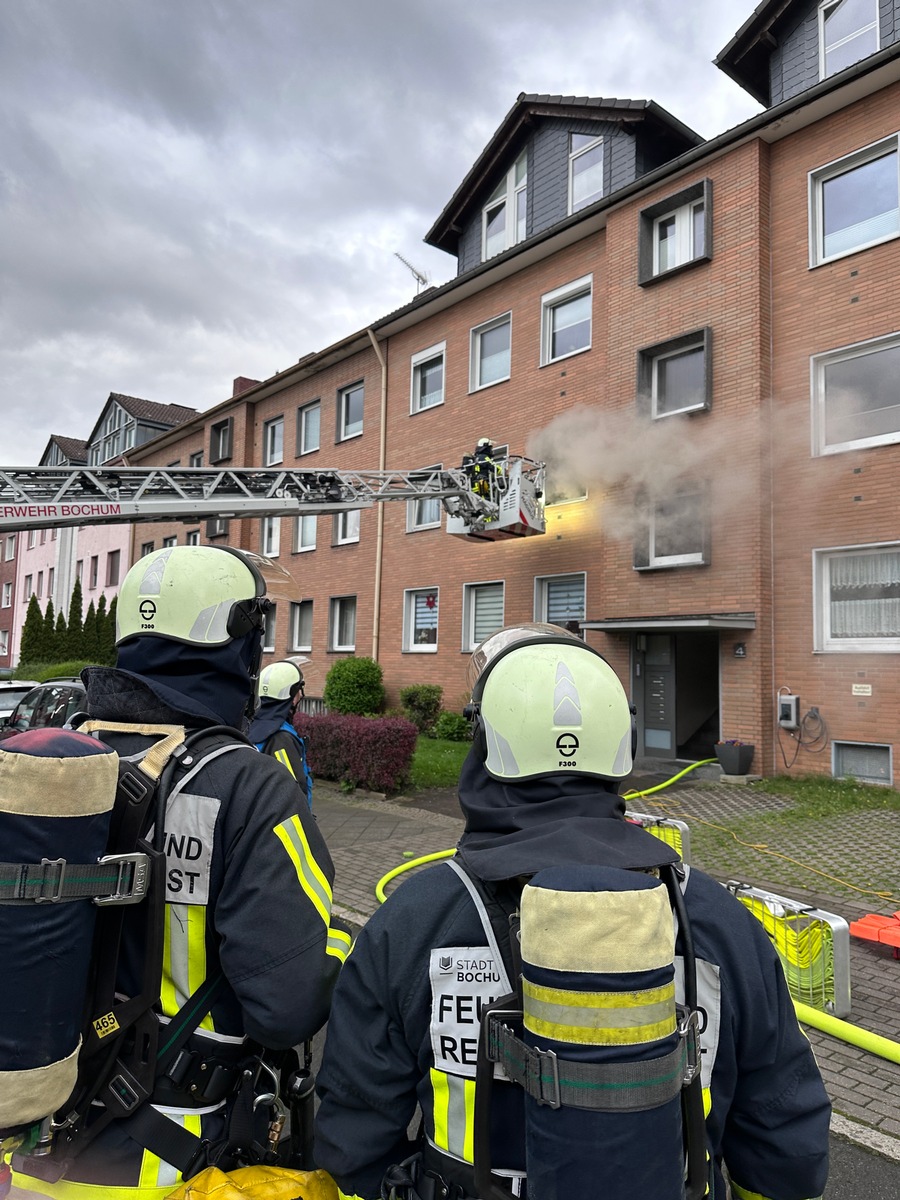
[367,328,387,662]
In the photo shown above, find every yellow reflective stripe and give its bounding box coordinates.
[274,746,297,779]
[273,814,333,926]
[523,978,676,1045]
[429,1068,475,1163]
[730,1185,776,1200]
[327,925,352,962]
[703,1084,712,1117]
[338,1193,368,1200]
[138,1109,203,1190]
[11,1171,176,1199]
[161,902,214,1032]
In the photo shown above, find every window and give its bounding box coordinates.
[482,150,527,261]
[23,575,33,600]
[541,276,592,365]
[339,383,364,441]
[140,541,155,557]
[638,329,711,419]
[407,465,443,531]
[264,417,284,466]
[411,343,445,413]
[4,535,14,561]
[544,468,587,507]
[36,572,43,598]
[262,516,281,557]
[639,180,712,284]
[470,314,511,391]
[189,451,204,468]
[105,550,121,587]
[76,559,83,580]
[634,487,709,570]
[810,137,899,265]
[463,581,504,651]
[820,0,878,78]
[329,596,357,652]
[569,134,603,213]
[186,530,200,546]
[404,588,439,652]
[0,631,7,657]
[297,401,321,455]
[264,604,276,653]
[290,600,313,652]
[535,573,586,626]
[89,557,99,589]
[815,544,900,652]
[47,567,54,596]
[812,332,900,455]
[293,514,317,552]
[833,741,892,785]
[333,510,360,545]
[27,530,36,549]
[210,416,234,463]
[162,536,177,549]
[39,530,46,545]
[206,517,229,538]
[2,582,11,608]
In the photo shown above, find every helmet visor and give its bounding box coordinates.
[467,622,582,694]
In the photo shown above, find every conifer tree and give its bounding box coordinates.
[55,610,67,651]
[43,599,57,663]
[82,600,98,664]
[103,596,118,665]
[66,577,84,659]
[19,595,46,664]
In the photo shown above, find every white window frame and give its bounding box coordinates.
[403,587,440,653]
[407,464,443,532]
[333,509,360,546]
[811,331,900,456]
[469,313,512,392]
[819,0,878,80]
[568,134,604,214]
[186,530,200,546]
[290,600,313,652]
[298,401,321,455]
[648,495,706,568]
[262,516,281,557]
[650,336,709,419]
[162,536,177,549]
[27,529,36,550]
[652,200,705,275]
[293,513,317,553]
[4,535,14,561]
[329,595,357,652]
[541,276,592,366]
[263,604,276,653]
[264,417,284,466]
[482,150,527,262]
[0,630,8,657]
[339,382,364,441]
[23,575,33,601]
[410,342,446,414]
[814,543,900,653]
[809,135,899,267]
[462,581,505,652]
[534,573,587,626]
[189,450,204,468]
[2,582,11,608]
[832,740,892,785]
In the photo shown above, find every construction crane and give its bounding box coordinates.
[0,456,545,541]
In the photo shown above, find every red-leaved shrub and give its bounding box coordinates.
[294,712,418,793]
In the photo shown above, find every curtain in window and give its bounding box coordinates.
[412,593,438,644]
[830,550,900,636]
[545,577,585,624]
[473,585,503,643]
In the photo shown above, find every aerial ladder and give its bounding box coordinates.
[0,456,545,539]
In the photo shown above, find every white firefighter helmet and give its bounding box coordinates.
[476,437,493,449]
[258,660,305,702]
[116,544,270,647]
[467,623,633,782]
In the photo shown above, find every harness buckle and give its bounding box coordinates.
[93,853,151,906]
[679,1007,702,1085]
[34,858,67,903]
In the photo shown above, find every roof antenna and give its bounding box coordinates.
[394,252,429,294]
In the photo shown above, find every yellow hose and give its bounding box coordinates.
[794,1001,900,1064]
[375,849,456,903]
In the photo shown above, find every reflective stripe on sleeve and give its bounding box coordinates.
[274,814,333,924]
[274,747,297,779]
[327,925,353,963]
[429,1067,475,1164]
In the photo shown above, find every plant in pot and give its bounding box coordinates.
[715,738,755,775]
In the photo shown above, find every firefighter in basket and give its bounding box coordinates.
[6,545,350,1200]
[313,623,830,1200]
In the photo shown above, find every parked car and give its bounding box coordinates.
[0,678,87,741]
[0,680,41,722]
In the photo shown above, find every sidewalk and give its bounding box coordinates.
[314,775,900,1148]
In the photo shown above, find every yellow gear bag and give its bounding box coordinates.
[165,1164,338,1200]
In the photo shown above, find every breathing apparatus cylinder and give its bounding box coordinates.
[0,729,119,1136]
[519,865,685,1200]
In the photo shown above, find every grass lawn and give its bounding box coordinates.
[408,736,470,790]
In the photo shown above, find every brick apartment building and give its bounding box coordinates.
[18,0,898,784]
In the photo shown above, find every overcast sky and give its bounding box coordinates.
[1,0,762,465]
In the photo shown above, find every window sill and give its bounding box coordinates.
[810,231,899,269]
[541,344,591,368]
[407,524,442,534]
[634,559,707,572]
[292,546,317,554]
[403,646,438,654]
[337,431,364,443]
[468,377,510,395]
[410,399,445,416]
[298,447,320,457]
[638,253,710,288]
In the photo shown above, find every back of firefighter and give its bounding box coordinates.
[249,659,313,809]
[313,624,830,1200]
[462,437,497,499]
[12,545,350,1200]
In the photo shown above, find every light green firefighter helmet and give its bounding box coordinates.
[258,660,304,702]
[116,544,270,647]
[468,623,634,782]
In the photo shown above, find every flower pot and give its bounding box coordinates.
[715,743,755,775]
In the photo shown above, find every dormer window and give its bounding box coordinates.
[482,151,527,261]
[569,134,604,213]
[819,0,878,79]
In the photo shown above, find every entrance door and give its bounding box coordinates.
[633,632,719,761]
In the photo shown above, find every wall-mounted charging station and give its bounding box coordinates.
[778,694,800,730]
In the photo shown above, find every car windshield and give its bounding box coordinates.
[8,688,43,731]
[0,686,37,712]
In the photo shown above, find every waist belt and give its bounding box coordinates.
[153,1043,249,1108]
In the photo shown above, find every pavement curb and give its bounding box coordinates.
[831,1112,900,1162]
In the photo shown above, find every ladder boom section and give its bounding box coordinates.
[0,459,545,536]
